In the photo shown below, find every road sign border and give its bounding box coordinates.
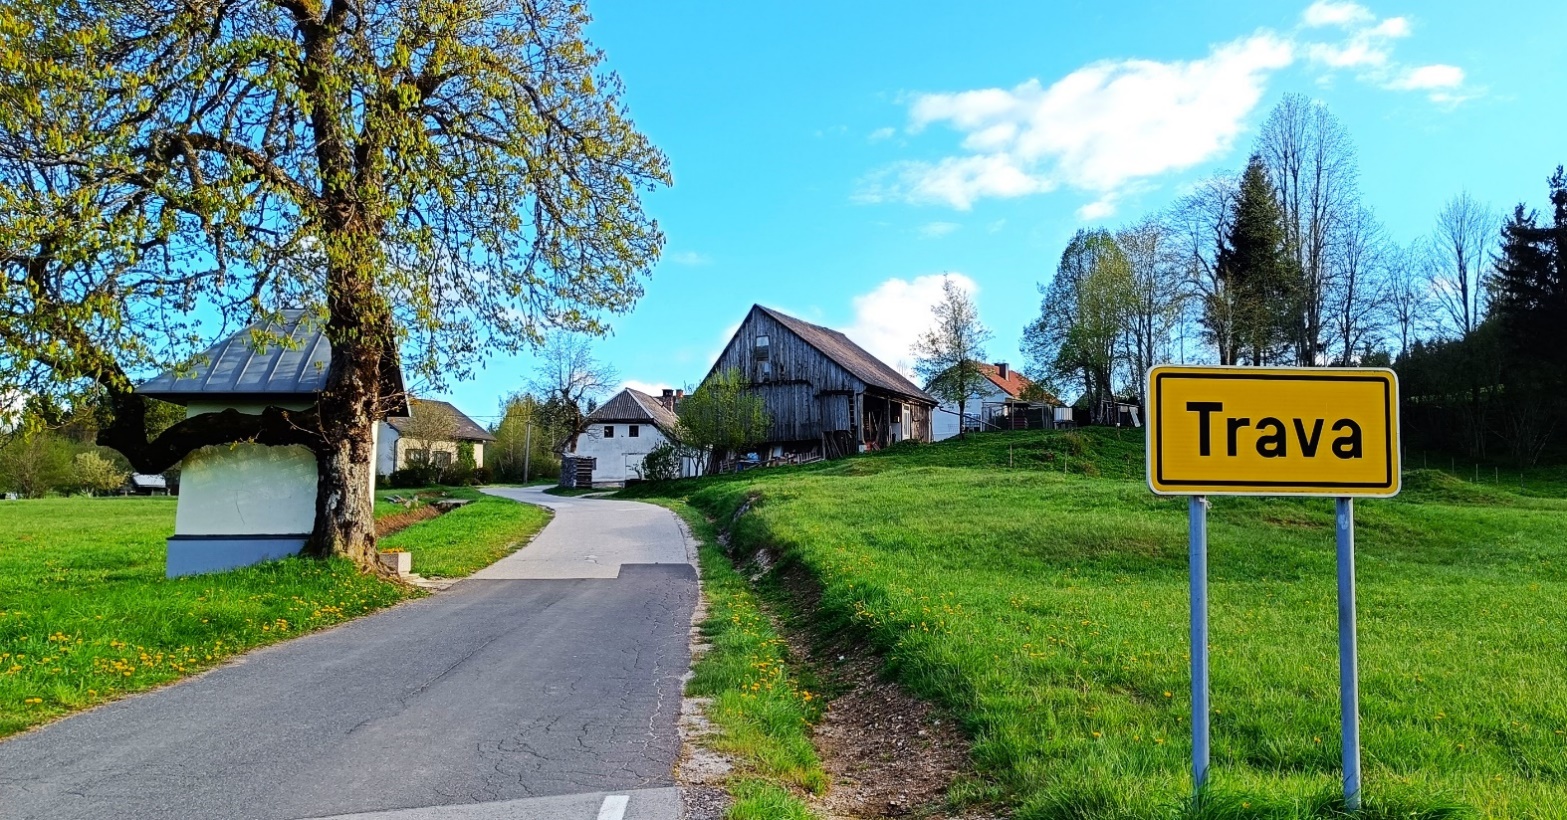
[1145,365,1400,498]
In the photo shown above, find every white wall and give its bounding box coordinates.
[572,422,677,486]
[175,402,318,536]
[376,423,399,476]
[376,425,486,474]
[931,382,1008,442]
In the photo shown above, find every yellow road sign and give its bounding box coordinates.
[1146,365,1400,497]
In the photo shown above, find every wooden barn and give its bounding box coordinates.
[707,305,936,460]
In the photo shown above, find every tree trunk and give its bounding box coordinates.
[300,329,383,565]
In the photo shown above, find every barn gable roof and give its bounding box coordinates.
[587,388,680,432]
[754,305,935,404]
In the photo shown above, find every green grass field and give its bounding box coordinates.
[631,429,1567,819]
[0,487,548,738]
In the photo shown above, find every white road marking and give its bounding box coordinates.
[597,795,630,820]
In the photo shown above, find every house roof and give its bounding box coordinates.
[754,305,936,405]
[137,309,409,416]
[924,361,1059,404]
[586,388,681,432]
[976,363,1053,402]
[386,398,495,442]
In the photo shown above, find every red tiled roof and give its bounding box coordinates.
[978,363,1031,398]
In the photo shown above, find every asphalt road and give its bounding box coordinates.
[0,487,698,820]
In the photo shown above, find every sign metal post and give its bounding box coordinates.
[1336,497,1362,810]
[1145,365,1398,807]
[1189,495,1210,795]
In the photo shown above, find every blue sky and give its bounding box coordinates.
[434,0,1567,423]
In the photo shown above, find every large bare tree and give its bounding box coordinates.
[0,0,669,566]
[529,333,618,453]
[1326,204,1388,364]
[1430,191,1500,337]
[1115,217,1185,405]
[1258,93,1359,365]
[1167,174,1240,365]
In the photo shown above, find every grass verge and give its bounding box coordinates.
[630,429,1567,819]
[644,498,825,819]
[1,486,550,738]
[377,487,551,577]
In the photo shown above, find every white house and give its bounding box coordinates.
[377,398,494,477]
[567,388,697,487]
[930,362,1055,441]
[137,310,407,576]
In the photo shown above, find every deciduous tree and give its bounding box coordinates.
[1024,229,1132,423]
[676,368,769,474]
[912,276,992,439]
[1258,94,1359,365]
[0,0,670,566]
[530,334,618,454]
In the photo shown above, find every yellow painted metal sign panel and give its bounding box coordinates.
[1146,365,1400,497]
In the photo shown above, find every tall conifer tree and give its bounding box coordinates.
[1214,155,1300,365]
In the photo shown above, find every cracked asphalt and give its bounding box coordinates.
[0,488,698,820]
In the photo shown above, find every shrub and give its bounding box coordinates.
[72,451,128,495]
[642,442,681,482]
[470,466,493,485]
[389,465,442,488]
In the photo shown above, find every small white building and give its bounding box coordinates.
[137,311,407,576]
[377,398,494,477]
[568,388,698,487]
[930,362,1054,441]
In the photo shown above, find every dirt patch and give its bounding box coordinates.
[807,653,976,819]
[754,554,988,820]
[376,504,442,537]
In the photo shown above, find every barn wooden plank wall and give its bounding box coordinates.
[707,306,935,456]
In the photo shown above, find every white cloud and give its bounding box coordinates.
[842,273,979,376]
[621,379,673,397]
[1076,198,1118,221]
[868,32,1293,210]
[1301,9,1473,104]
[862,2,1472,211]
[868,126,896,142]
[1302,1,1375,28]
[668,251,711,266]
[919,221,960,237]
[1304,11,1408,69]
[1388,63,1464,90]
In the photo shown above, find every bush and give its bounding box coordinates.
[72,451,128,495]
[389,465,442,488]
[470,466,493,485]
[642,443,681,482]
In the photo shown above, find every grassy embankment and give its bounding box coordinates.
[627,429,1567,819]
[0,486,548,738]
[647,499,825,820]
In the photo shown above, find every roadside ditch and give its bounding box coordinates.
[668,496,1000,820]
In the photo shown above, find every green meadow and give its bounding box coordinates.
[630,429,1567,819]
[0,487,546,738]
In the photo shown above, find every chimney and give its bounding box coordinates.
[660,388,675,411]
[995,362,1010,380]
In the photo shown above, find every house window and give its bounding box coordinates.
[432,450,453,468]
[604,425,614,438]
[629,425,640,438]
[754,334,770,360]
[408,448,429,465]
